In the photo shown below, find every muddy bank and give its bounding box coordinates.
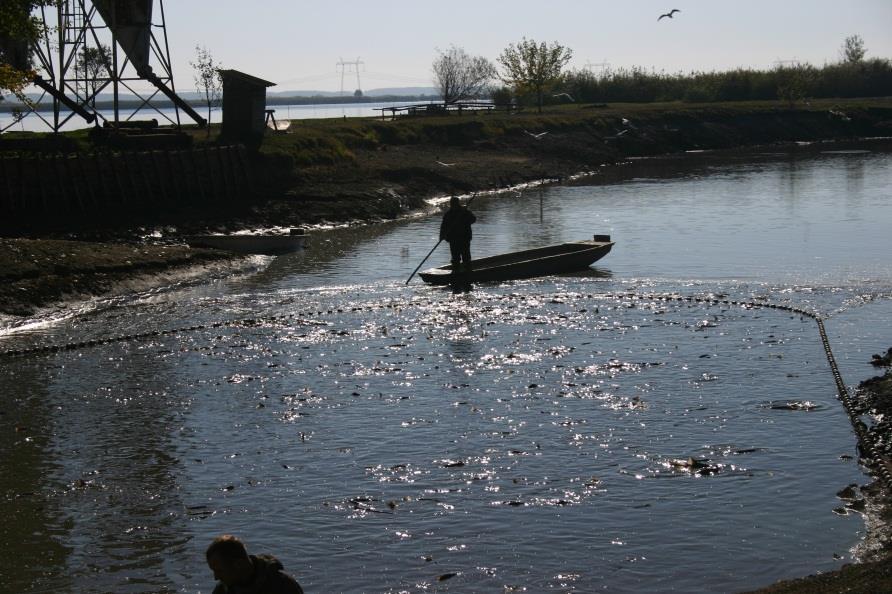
[3,98,892,235]
[0,238,242,318]
[216,98,892,233]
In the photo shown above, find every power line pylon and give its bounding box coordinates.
[585,61,611,76]
[336,57,364,95]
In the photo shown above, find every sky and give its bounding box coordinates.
[38,0,892,94]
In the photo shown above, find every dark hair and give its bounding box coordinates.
[206,534,250,562]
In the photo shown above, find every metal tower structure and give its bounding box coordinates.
[584,61,611,76]
[336,57,364,96]
[7,0,204,133]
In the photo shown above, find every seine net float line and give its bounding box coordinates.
[1,290,889,488]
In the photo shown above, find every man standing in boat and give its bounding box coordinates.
[440,196,477,273]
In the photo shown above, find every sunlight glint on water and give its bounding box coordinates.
[1,147,890,593]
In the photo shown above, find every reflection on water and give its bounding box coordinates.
[0,363,69,592]
[1,146,891,592]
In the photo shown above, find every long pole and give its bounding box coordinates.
[405,193,478,285]
[405,239,444,285]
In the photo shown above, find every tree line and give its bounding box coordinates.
[434,34,891,109]
[3,0,890,119]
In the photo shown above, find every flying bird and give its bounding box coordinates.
[658,9,680,21]
[436,161,456,167]
[553,92,575,102]
[524,130,549,139]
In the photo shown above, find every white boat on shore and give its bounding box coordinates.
[185,229,308,255]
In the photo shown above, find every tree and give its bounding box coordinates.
[0,0,52,102]
[190,45,222,135]
[775,64,814,108]
[489,85,513,107]
[77,44,112,107]
[432,45,496,106]
[498,38,573,112]
[841,34,866,64]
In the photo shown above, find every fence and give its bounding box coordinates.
[0,145,252,220]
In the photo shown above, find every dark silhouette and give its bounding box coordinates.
[440,196,477,273]
[658,9,680,20]
[206,535,304,594]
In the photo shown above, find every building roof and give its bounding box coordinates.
[219,69,276,88]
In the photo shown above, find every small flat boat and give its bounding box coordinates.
[185,228,308,255]
[419,235,614,285]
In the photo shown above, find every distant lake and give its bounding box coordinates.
[0,100,435,133]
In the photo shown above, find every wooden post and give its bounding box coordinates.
[75,153,97,212]
[60,155,84,212]
[205,147,221,203]
[185,149,207,203]
[219,146,236,202]
[152,150,171,204]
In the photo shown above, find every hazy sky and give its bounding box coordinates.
[137,0,892,92]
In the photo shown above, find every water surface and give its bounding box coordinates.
[2,146,891,593]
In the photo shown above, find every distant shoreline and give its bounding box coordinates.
[0,94,441,115]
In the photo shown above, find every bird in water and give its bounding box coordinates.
[658,8,680,20]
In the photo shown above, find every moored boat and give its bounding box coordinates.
[418,235,614,285]
[185,228,308,255]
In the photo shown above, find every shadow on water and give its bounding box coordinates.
[0,362,70,592]
[1,348,192,591]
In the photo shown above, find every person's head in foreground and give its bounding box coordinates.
[206,534,304,594]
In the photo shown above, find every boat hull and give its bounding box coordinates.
[419,239,614,285]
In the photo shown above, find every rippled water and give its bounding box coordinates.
[2,145,891,593]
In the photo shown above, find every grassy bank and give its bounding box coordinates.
[213,97,892,231]
[3,97,892,234]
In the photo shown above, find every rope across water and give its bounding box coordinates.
[2,290,889,487]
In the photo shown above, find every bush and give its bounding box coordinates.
[562,59,892,104]
[489,85,513,107]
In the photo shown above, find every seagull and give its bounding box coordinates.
[828,109,851,122]
[553,92,574,102]
[621,117,637,129]
[436,160,456,167]
[658,8,680,20]
[524,130,549,139]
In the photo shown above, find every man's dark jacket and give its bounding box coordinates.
[212,554,304,594]
[440,206,476,243]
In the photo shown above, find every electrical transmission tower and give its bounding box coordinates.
[585,61,611,76]
[5,0,204,133]
[336,57,364,96]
